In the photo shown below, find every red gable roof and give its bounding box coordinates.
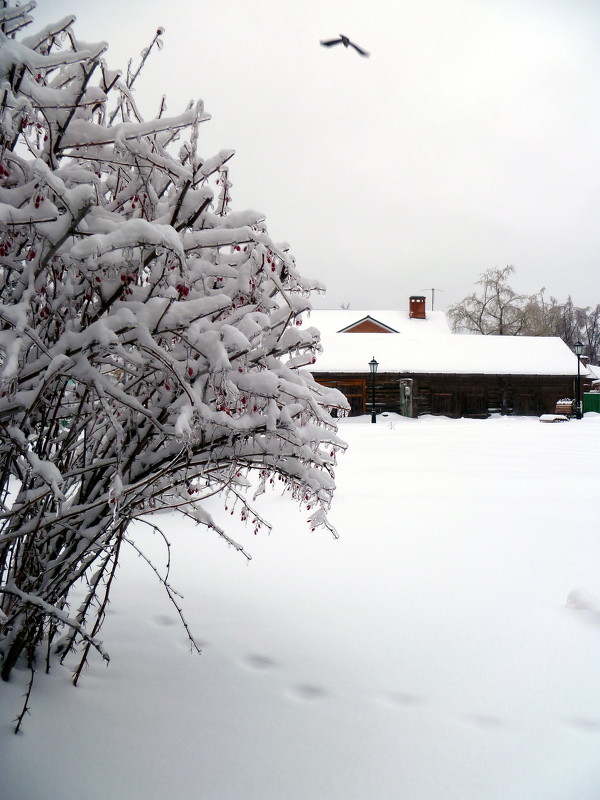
[337,315,399,334]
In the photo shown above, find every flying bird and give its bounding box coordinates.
[320,34,370,57]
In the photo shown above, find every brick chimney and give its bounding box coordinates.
[409,295,426,319]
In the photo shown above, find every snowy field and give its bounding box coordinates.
[2,413,600,800]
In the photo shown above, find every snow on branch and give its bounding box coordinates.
[0,0,347,711]
[0,583,110,664]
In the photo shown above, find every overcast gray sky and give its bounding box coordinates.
[35,0,600,311]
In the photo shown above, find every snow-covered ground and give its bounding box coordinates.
[2,413,600,799]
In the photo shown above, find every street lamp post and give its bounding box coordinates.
[573,341,584,419]
[369,357,378,423]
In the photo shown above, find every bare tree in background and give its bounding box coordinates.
[447,266,528,335]
[582,304,600,363]
[448,267,599,362]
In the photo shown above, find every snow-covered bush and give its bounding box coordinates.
[0,3,347,701]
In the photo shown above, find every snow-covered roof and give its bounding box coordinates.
[307,309,452,338]
[307,310,584,376]
[585,363,600,381]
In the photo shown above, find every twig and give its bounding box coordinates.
[14,664,35,734]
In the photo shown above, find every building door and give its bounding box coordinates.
[461,390,488,418]
[513,393,538,415]
[431,392,454,417]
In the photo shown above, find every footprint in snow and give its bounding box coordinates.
[379,692,426,708]
[288,683,329,702]
[564,716,600,732]
[152,614,178,627]
[241,654,278,671]
[465,714,505,729]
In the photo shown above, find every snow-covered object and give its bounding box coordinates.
[309,310,583,376]
[309,308,453,339]
[0,4,347,689]
[585,363,600,387]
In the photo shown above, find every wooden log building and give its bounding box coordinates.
[307,298,588,419]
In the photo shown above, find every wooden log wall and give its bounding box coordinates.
[314,372,576,418]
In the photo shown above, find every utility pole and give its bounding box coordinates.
[420,288,444,311]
